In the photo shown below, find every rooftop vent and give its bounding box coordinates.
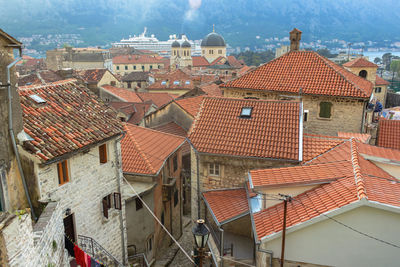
[240,107,253,118]
[29,94,46,104]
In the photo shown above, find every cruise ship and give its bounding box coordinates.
[112,28,201,57]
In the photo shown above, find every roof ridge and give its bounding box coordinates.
[315,53,371,98]
[304,139,351,165]
[18,78,77,90]
[124,124,157,173]
[187,97,206,137]
[350,138,367,199]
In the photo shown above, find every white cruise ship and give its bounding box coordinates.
[112,27,201,57]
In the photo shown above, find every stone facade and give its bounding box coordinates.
[201,46,226,63]
[0,202,65,267]
[19,138,127,263]
[144,102,194,131]
[223,88,368,136]
[191,148,298,220]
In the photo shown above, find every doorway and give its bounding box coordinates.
[63,213,76,243]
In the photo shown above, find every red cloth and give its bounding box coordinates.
[86,253,91,267]
[74,245,86,267]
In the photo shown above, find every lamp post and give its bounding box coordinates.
[192,219,210,267]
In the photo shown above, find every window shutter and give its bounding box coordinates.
[319,102,332,118]
[102,198,109,218]
[114,192,122,210]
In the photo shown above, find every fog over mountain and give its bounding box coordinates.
[1,0,400,47]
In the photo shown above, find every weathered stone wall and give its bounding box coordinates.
[21,139,126,262]
[222,214,252,238]
[0,204,65,267]
[145,102,193,131]
[224,88,367,135]
[374,84,388,105]
[343,66,377,84]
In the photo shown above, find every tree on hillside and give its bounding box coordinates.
[316,48,337,58]
[383,53,392,70]
[390,60,400,77]
[232,50,274,66]
[374,57,381,64]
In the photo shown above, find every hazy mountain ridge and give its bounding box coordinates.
[1,0,400,48]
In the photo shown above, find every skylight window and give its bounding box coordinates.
[29,94,46,104]
[173,80,180,85]
[240,107,253,118]
[185,80,190,85]
[161,81,167,85]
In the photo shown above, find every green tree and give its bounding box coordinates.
[374,57,382,64]
[390,60,400,76]
[383,53,392,70]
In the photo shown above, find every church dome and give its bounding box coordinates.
[201,32,226,47]
[171,40,181,48]
[181,40,191,48]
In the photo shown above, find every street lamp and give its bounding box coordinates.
[192,219,210,267]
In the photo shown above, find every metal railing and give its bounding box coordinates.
[128,253,150,267]
[78,235,124,267]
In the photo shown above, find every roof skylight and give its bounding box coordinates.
[240,107,253,118]
[185,80,191,85]
[173,80,180,85]
[29,94,46,104]
[161,81,167,85]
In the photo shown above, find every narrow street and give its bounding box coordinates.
[168,216,195,267]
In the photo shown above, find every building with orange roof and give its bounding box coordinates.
[221,29,376,136]
[74,68,121,95]
[112,54,168,75]
[120,124,185,262]
[147,69,196,96]
[246,138,400,267]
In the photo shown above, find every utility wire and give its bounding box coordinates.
[122,176,196,265]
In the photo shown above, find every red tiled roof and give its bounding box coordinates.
[222,51,373,98]
[121,124,185,175]
[113,54,168,64]
[337,132,371,143]
[252,139,400,240]
[75,69,108,84]
[101,85,143,102]
[174,96,204,117]
[377,119,400,150]
[200,83,222,96]
[209,56,226,66]
[109,102,136,116]
[375,75,390,86]
[152,122,189,155]
[343,57,378,68]
[227,56,245,68]
[127,102,153,125]
[19,79,123,162]
[18,70,63,86]
[303,134,346,162]
[203,188,249,225]
[136,92,176,108]
[358,142,400,162]
[188,97,301,160]
[192,56,210,67]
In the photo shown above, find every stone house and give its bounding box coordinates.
[74,68,121,95]
[120,124,185,264]
[121,71,150,91]
[188,97,303,220]
[17,79,127,265]
[221,30,374,136]
[46,47,112,71]
[249,139,400,267]
[147,69,196,96]
[109,101,157,125]
[113,54,168,75]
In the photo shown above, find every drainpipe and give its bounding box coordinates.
[114,133,127,265]
[7,55,36,221]
[257,243,273,267]
[219,227,224,267]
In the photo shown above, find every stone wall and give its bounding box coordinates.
[20,139,126,263]
[144,102,193,131]
[224,88,367,136]
[0,203,65,267]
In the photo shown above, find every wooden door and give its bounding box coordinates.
[63,213,76,243]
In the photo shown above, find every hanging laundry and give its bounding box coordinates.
[74,245,86,267]
[86,253,91,267]
[64,236,75,257]
[90,257,96,267]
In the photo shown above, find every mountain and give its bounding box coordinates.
[1,0,400,49]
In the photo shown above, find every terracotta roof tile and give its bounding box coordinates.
[101,85,143,102]
[136,92,176,108]
[222,51,373,98]
[127,102,153,125]
[337,132,371,143]
[19,79,123,162]
[203,188,249,225]
[358,142,400,162]
[303,134,346,162]
[227,56,245,68]
[75,69,108,84]
[18,70,63,86]
[122,71,149,82]
[121,124,185,175]
[192,56,210,67]
[174,96,204,117]
[200,83,222,96]
[113,54,168,65]
[151,122,190,155]
[343,57,378,68]
[375,75,390,86]
[377,119,400,150]
[188,97,301,160]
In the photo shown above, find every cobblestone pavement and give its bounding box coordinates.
[168,216,195,267]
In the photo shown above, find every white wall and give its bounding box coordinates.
[260,205,400,267]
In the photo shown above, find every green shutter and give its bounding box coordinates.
[319,102,332,118]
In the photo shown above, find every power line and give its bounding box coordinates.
[122,176,196,265]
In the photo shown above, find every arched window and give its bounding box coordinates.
[174,50,176,56]
[359,70,367,78]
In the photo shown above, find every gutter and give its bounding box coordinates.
[7,55,36,221]
[114,131,127,265]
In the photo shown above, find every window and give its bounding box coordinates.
[142,65,145,70]
[174,190,179,207]
[173,155,178,172]
[209,163,220,176]
[110,81,116,86]
[134,66,136,70]
[99,144,107,164]
[138,82,142,88]
[125,65,128,70]
[116,66,120,70]
[102,194,111,218]
[240,107,253,118]
[319,102,333,118]
[218,50,222,54]
[161,211,165,225]
[158,65,161,69]
[174,50,176,56]
[114,192,121,210]
[146,235,153,253]
[359,70,367,78]
[57,160,69,185]
[127,82,132,88]
[209,50,213,55]
[304,110,309,122]
[135,197,143,211]
[375,87,382,93]
[150,65,153,69]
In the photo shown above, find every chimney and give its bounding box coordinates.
[290,28,302,51]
